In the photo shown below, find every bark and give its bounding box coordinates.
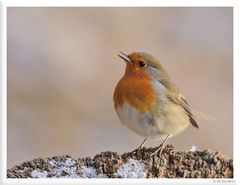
[7,145,233,178]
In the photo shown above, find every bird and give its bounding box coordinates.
[113,51,199,156]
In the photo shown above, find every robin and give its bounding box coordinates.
[113,52,199,156]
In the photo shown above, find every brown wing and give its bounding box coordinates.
[160,79,199,129]
[179,96,199,128]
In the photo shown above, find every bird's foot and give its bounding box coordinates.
[131,138,147,154]
[150,144,164,157]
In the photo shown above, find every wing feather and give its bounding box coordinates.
[160,79,199,129]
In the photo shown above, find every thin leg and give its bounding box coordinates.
[150,134,170,157]
[139,138,147,149]
[132,138,147,153]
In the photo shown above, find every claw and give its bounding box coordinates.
[131,138,147,154]
[150,134,170,157]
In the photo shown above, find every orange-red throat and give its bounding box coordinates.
[120,52,148,77]
[114,52,155,112]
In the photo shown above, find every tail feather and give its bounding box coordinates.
[194,111,217,122]
[189,117,199,129]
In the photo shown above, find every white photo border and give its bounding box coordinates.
[0,0,238,185]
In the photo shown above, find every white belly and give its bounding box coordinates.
[116,101,190,140]
[116,102,162,139]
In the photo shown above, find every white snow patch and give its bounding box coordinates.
[29,157,108,178]
[114,159,146,178]
[48,157,76,167]
[190,145,197,152]
[51,166,79,178]
[31,157,79,178]
[31,169,48,178]
[80,166,107,178]
[48,157,78,178]
[19,167,29,173]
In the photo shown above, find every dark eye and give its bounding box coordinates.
[138,61,146,67]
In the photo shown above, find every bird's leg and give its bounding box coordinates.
[132,138,147,154]
[138,137,148,149]
[150,134,170,157]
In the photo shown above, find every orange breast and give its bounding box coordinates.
[114,72,154,113]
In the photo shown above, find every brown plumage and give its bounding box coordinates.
[161,79,199,129]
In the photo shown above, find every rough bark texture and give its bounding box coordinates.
[7,145,233,178]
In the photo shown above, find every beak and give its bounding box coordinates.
[118,51,132,63]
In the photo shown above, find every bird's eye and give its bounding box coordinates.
[138,61,146,67]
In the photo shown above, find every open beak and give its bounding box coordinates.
[118,51,132,63]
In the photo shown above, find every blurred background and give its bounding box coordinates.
[7,8,233,168]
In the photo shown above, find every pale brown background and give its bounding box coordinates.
[7,8,233,168]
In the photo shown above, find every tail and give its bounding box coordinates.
[194,111,217,122]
